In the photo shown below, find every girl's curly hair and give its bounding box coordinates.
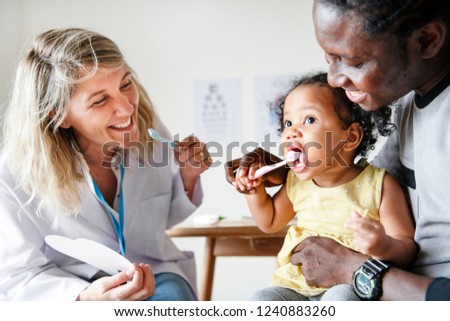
[272,71,395,158]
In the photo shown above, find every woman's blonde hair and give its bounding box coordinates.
[2,28,155,215]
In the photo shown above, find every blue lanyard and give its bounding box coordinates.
[92,164,126,255]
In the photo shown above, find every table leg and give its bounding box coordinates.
[199,237,216,301]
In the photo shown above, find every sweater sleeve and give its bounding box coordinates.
[426,278,450,301]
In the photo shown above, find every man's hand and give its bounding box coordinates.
[290,237,367,288]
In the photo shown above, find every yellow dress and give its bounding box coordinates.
[271,165,385,296]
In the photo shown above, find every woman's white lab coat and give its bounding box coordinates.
[0,122,202,300]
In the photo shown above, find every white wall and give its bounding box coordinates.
[0,0,328,300]
[0,0,22,110]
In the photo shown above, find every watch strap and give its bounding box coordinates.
[364,258,391,277]
[353,259,391,300]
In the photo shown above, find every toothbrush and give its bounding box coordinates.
[148,128,177,147]
[254,151,300,179]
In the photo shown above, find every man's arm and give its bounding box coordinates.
[380,267,431,300]
[289,237,434,300]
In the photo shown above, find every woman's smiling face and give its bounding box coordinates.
[64,66,140,158]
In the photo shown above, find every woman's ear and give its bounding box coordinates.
[59,119,71,129]
[342,123,363,152]
[49,110,71,129]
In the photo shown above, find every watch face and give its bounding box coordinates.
[353,259,388,300]
[355,273,371,295]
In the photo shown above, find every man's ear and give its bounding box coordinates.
[414,20,447,59]
[342,123,363,152]
[49,110,71,129]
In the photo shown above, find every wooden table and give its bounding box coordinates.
[166,219,289,301]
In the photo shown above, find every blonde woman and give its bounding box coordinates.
[0,28,211,300]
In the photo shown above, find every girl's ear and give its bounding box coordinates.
[342,123,363,152]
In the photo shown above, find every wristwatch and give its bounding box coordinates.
[352,259,391,300]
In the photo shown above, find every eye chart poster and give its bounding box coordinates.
[193,78,242,147]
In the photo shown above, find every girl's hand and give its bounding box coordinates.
[224,148,288,194]
[234,162,263,193]
[345,211,390,258]
[78,263,155,301]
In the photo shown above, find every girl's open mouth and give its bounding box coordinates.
[288,146,306,172]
